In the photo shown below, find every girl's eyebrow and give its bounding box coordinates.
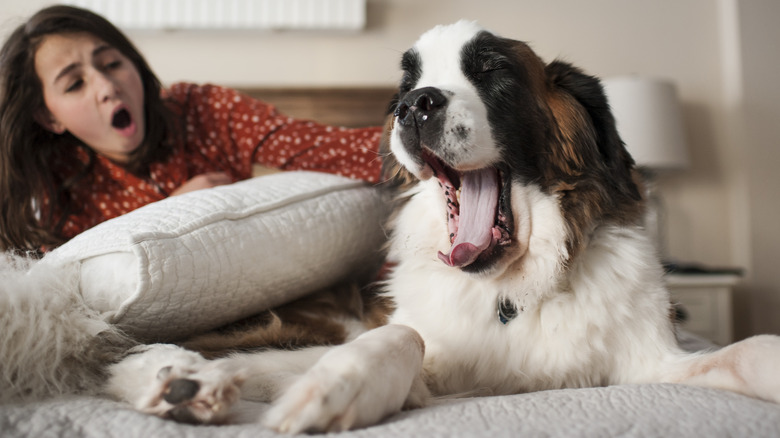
[53,44,114,84]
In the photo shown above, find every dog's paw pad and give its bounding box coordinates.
[163,378,201,404]
[155,364,244,424]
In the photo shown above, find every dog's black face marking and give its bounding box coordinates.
[399,49,422,96]
[459,31,552,186]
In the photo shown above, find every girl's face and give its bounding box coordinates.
[34,32,145,163]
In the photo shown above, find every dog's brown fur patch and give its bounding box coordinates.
[182,283,393,359]
[539,62,645,260]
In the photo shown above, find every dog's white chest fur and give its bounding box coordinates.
[386,179,677,395]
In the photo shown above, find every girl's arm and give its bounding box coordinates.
[168,83,385,184]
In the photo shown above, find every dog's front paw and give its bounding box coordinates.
[263,365,365,433]
[154,360,245,424]
[107,344,245,424]
[263,324,425,433]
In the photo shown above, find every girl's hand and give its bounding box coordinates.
[170,172,232,196]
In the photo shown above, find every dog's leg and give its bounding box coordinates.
[263,324,428,433]
[106,342,338,424]
[221,344,335,402]
[665,334,780,403]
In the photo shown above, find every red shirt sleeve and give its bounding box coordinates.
[166,83,384,183]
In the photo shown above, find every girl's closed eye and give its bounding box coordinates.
[65,78,84,93]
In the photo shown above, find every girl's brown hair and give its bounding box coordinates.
[0,5,177,252]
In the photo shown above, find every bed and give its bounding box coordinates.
[2,319,779,437]
[2,88,779,437]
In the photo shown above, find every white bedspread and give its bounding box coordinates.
[2,384,779,437]
[2,334,779,437]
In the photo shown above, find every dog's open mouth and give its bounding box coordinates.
[422,150,512,269]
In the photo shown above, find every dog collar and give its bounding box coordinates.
[497,298,518,324]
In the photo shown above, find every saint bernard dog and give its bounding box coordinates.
[105,21,780,432]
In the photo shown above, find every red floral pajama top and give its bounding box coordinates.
[54,83,384,240]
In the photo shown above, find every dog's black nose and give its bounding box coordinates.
[395,87,448,126]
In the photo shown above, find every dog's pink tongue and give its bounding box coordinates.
[438,169,498,267]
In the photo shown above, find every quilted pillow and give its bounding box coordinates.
[44,172,389,341]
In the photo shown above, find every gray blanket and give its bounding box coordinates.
[2,332,779,437]
[2,384,779,437]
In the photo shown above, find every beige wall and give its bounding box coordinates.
[2,0,778,336]
[733,0,780,337]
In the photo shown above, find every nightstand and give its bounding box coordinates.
[665,273,740,346]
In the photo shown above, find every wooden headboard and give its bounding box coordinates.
[238,87,396,128]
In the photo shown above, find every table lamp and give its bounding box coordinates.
[602,76,690,257]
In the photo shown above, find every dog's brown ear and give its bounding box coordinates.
[545,61,641,204]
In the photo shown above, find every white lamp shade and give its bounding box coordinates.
[602,76,689,169]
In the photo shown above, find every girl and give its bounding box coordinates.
[0,5,384,253]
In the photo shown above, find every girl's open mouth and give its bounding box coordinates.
[112,107,136,137]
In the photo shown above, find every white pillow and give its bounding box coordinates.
[44,172,389,341]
